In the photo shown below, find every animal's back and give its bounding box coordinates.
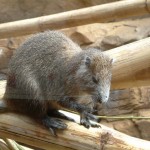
[11,30,82,70]
[4,31,82,103]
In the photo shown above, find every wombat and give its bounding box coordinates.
[0,31,113,135]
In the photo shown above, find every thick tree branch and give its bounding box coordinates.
[0,111,149,150]
[104,37,150,89]
[0,0,150,39]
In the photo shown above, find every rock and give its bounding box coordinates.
[100,35,124,50]
[134,119,150,141]
[64,17,150,50]
[97,87,150,116]
[138,109,150,117]
[97,89,131,116]
[63,23,109,46]
[113,120,141,138]
[0,36,27,70]
[95,87,150,140]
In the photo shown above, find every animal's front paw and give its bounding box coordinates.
[80,116,91,128]
[80,111,101,129]
[86,112,101,123]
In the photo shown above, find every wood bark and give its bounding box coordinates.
[0,0,150,39]
[0,112,150,150]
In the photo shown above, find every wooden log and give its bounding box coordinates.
[104,37,150,89]
[0,112,150,150]
[0,0,150,39]
[0,81,150,150]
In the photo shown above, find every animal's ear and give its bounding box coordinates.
[84,56,91,67]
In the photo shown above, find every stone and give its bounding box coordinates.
[134,119,150,141]
[64,17,150,51]
[97,87,150,116]
[138,109,150,117]
[0,36,27,70]
[113,120,141,138]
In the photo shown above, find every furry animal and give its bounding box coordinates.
[1,31,113,135]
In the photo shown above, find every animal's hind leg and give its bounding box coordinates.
[42,115,67,136]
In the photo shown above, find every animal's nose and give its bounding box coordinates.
[95,94,102,103]
[101,95,109,103]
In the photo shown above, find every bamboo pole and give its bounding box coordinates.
[0,112,149,150]
[0,0,150,39]
[104,37,150,89]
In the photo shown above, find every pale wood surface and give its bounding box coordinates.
[0,80,6,98]
[0,81,150,150]
[0,0,150,39]
[105,37,150,89]
[0,110,150,150]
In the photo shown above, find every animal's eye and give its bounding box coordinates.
[92,76,98,84]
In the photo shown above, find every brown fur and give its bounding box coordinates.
[1,31,113,132]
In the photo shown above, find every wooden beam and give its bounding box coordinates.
[1,81,150,149]
[104,37,150,89]
[0,0,150,39]
[0,111,149,150]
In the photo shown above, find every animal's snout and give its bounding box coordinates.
[97,92,109,103]
[103,96,109,103]
[105,95,108,99]
[94,90,110,103]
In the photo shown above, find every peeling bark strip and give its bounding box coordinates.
[0,0,150,39]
